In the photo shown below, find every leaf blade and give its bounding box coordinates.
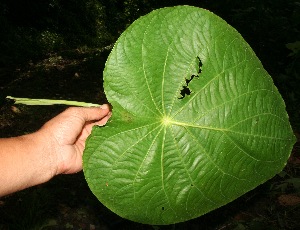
[83,6,296,225]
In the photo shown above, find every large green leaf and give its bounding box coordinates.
[83,6,296,225]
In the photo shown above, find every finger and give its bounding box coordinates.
[94,112,112,126]
[65,104,111,122]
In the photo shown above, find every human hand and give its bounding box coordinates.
[37,105,111,175]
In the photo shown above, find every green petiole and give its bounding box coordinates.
[6,96,100,107]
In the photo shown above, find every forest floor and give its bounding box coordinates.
[0,49,300,230]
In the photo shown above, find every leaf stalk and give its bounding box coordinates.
[6,96,100,107]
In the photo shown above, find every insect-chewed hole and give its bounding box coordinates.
[178,85,191,99]
[178,56,203,99]
[162,207,165,211]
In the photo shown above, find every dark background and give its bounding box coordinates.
[0,0,299,229]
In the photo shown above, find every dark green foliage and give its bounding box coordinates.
[0,0,111,66]
[1,0,299,72]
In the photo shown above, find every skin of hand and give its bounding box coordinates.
[39,105,111,175]
[0,105,111,197]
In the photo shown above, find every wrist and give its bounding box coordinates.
[28,130,59,180]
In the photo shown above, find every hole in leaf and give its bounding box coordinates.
[178,56,203,99]
[179,86,191,99]
[162,207,165,211]
[196,56,203,75]
[191,184,194,187]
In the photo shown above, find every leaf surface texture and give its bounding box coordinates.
[83,6,296,225]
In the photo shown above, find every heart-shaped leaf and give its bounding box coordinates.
[83,6,296,225]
